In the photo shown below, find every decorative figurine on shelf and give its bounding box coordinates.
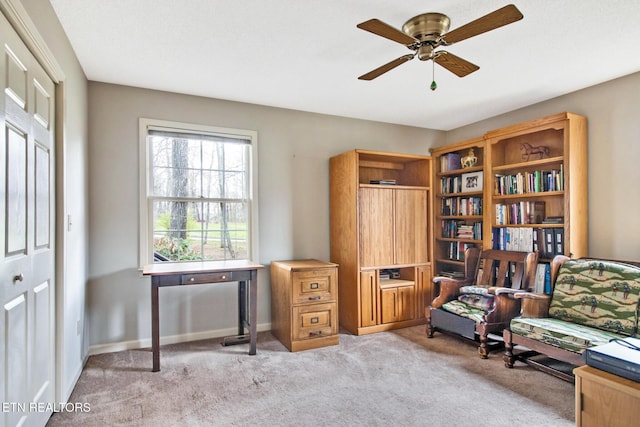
[461,148,477,168]
[520,143,550,161]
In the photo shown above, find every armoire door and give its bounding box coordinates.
[1,12,56,427]
[359,187,394,267]
[394,189,428,265]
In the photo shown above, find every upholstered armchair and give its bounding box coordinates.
[426,248,538,358]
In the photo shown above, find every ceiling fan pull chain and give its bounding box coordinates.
[430,60,437,91]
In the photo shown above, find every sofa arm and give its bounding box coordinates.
[514,293,551,318]
[430,277,473,309]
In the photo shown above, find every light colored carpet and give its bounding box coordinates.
[47,326,574,426]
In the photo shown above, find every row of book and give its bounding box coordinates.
[441,196,483,216]
[440,176,463,194]
[491,226,565,259]
[446,241,475,261]
[533,263,553,294]
[441,220,483,240]
[495,201,546,225]
[440,152,462,172]
[494,167,564,195]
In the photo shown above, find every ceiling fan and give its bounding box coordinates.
[357,4,523,85]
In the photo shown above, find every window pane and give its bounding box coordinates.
[152,200,249,261]
[150,135,249,199]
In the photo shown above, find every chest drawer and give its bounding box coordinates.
[292,269,336,304]
[292,302,338,340]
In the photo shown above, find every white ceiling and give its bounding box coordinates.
[49,0,640,131]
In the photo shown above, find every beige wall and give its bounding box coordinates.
[87,82,444,350]
[445,71,640,261]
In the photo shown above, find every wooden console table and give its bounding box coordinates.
[142,260,264,372]
[574,365,640,426]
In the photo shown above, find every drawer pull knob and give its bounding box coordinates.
[310,317,320,324]
[13,273,24,282]
[310,282,319,289]
[189,277,195,282]
[308,296,322,301]
[221,275,227,280]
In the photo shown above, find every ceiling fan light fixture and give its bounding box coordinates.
[417,44,435,61]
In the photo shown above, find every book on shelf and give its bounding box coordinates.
[369,179,396,185]
[491,226,563,257]
[448,241,474,261]
[438,271,466,279]
[441,196,482,216]
[494,201,546,225]
[544,263,552,294]
[441,153,462,172]
[533,263,552,294]
[493,167,564,195]
[533,263,547,293]
[542,216,564,224]
[554,228,564,255]
[440,176,462,194]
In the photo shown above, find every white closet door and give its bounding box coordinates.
[1,11,56,427]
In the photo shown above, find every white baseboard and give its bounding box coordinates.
[87,322,272,356]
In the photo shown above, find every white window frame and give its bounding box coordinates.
[138,118,259,266]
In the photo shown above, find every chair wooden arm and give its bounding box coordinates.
[513,293,551,318]
[485,292,522,323]
[430,277,473,309]
[488,287,521,296]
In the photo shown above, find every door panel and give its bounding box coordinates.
[4,294,28,427]
[395,189,428,265]
[1,12,56,427]
[359,188,393,267]
[359,270,378,327]
[35,144,50,248]
[6,125,27,255]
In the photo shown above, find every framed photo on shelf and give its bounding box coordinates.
[461,171,483,192]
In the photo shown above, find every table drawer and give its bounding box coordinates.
[292,269,336,304]
[181,271,232,285]
[292,302,338,340]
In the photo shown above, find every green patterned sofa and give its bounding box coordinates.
[503,255,640,381]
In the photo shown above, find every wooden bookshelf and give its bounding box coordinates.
[430,137,485,277]
[485,112,588,261]
[430,113,588,293]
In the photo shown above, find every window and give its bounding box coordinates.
[139,119,258,265]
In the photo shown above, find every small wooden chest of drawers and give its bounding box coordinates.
[270,259,339,351]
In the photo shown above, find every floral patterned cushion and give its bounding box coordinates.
[548,259,640,336]
[459,285,492,296]
[510,317,622,354]
[457,294,494,311]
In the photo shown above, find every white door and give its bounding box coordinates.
[1,12,56,427]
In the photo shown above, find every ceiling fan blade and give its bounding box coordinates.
[357,19,417,45]
[434,51,479,77]
[442,4,523,45]
[358,54,415,80]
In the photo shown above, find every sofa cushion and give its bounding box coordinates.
[457,293,494,311]
[459,285,492,296]
[548,259,640,336]
[510,317,622,354]
[442,300,486,323]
